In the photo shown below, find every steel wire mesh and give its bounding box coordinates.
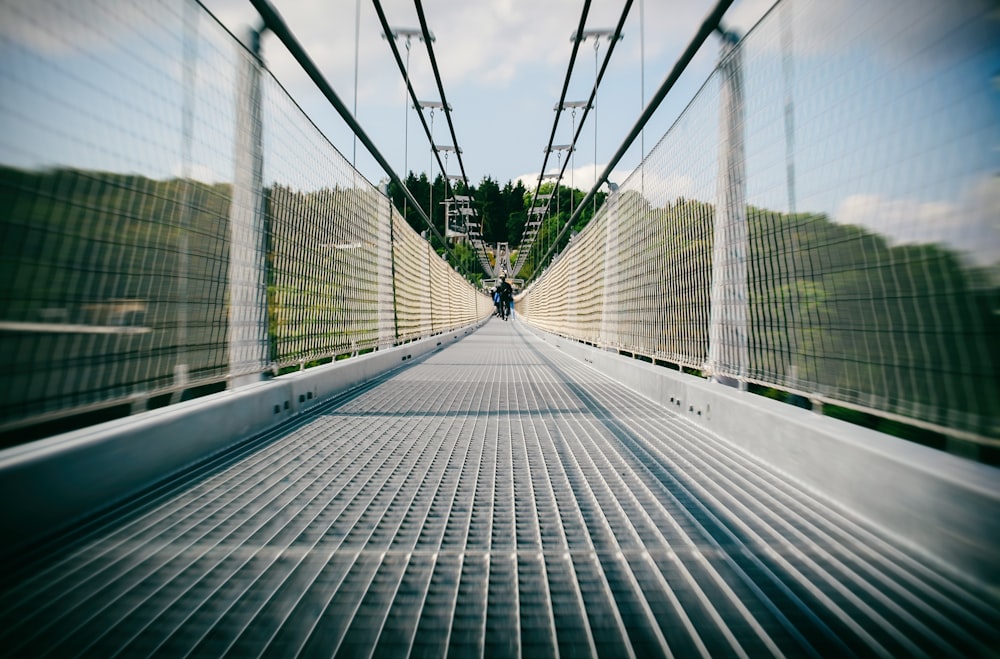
[262,73,388,367]
[0,0,489,434]
[0,0,238,425]
[519,0,1000,441]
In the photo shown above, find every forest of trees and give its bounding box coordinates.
[386,172,606,282]
[0,166,234,425]
[2,165,996,445]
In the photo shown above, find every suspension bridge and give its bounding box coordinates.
[0,0,998,657]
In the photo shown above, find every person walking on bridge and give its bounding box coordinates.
[497,276,513,321]
[491,285,503,317]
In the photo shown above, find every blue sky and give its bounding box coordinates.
[1,0,997,266]
[197,0,779,190]
[1,0,778,189]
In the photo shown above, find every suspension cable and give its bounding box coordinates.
[512,0,592,277]
[370,1,455,210]
[373,0,493,276]
[522,0,592,225]
[412,0,496,277]
[549,5,630,223]
[414,0,470,195]
[530,0,737,282]
[514,0,631,276]
[247,0,478,278]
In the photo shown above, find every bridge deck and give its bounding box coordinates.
[1,319,997,658]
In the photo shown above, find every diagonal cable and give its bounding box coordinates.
[371,1,452,193]
[412,0,494,276]
[370,2,458,206]
[519,0,592,233]
[513,0,632,276]
[374,0,490,276]
[413,0,471,195]
[529,0,737,283]
[248,0,477,278]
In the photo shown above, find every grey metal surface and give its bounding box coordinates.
[1,319,997,658]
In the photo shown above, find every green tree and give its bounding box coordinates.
[476,176,502,244]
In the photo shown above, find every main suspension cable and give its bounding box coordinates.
[523,0,592,222]
[371,1,453,190]
[247,0,471,277]
[413,0,471,195]
[373,0,493,276]
[514,0,631,276]
[531,0,737,282]
[412,0,494,276]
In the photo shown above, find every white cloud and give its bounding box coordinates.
[172,161,227,184]
[207,0,755,104]
[515,162,633,196]
[730,0,999,70]
[834,174,1000,266]
[8,0,778,188]
[0,0,164,57]
[624,169,701,205]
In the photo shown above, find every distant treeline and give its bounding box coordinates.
[594,189,1000,439]
[386,172,606,281]
[2,166,996,439]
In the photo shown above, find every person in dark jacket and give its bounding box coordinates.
[491,286,503,317]
[496,276,513,320]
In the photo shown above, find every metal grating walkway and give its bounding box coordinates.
[1,319,998,658]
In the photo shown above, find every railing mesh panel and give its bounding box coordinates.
[520,0,1000,440]
[263,76,387,367]
[0,0,488,433]
[393,216,433,344]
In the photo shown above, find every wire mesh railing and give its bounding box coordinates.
[0,0,490,437]
[518,0,1000,444]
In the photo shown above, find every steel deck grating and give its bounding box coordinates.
[1,319,998,658]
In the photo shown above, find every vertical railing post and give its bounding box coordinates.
[171,0,199,403]
[424,244,433,335]
[377,185,396,349]
[707,30,748,389]
[228,26,269,388]
[601,186,620,349]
